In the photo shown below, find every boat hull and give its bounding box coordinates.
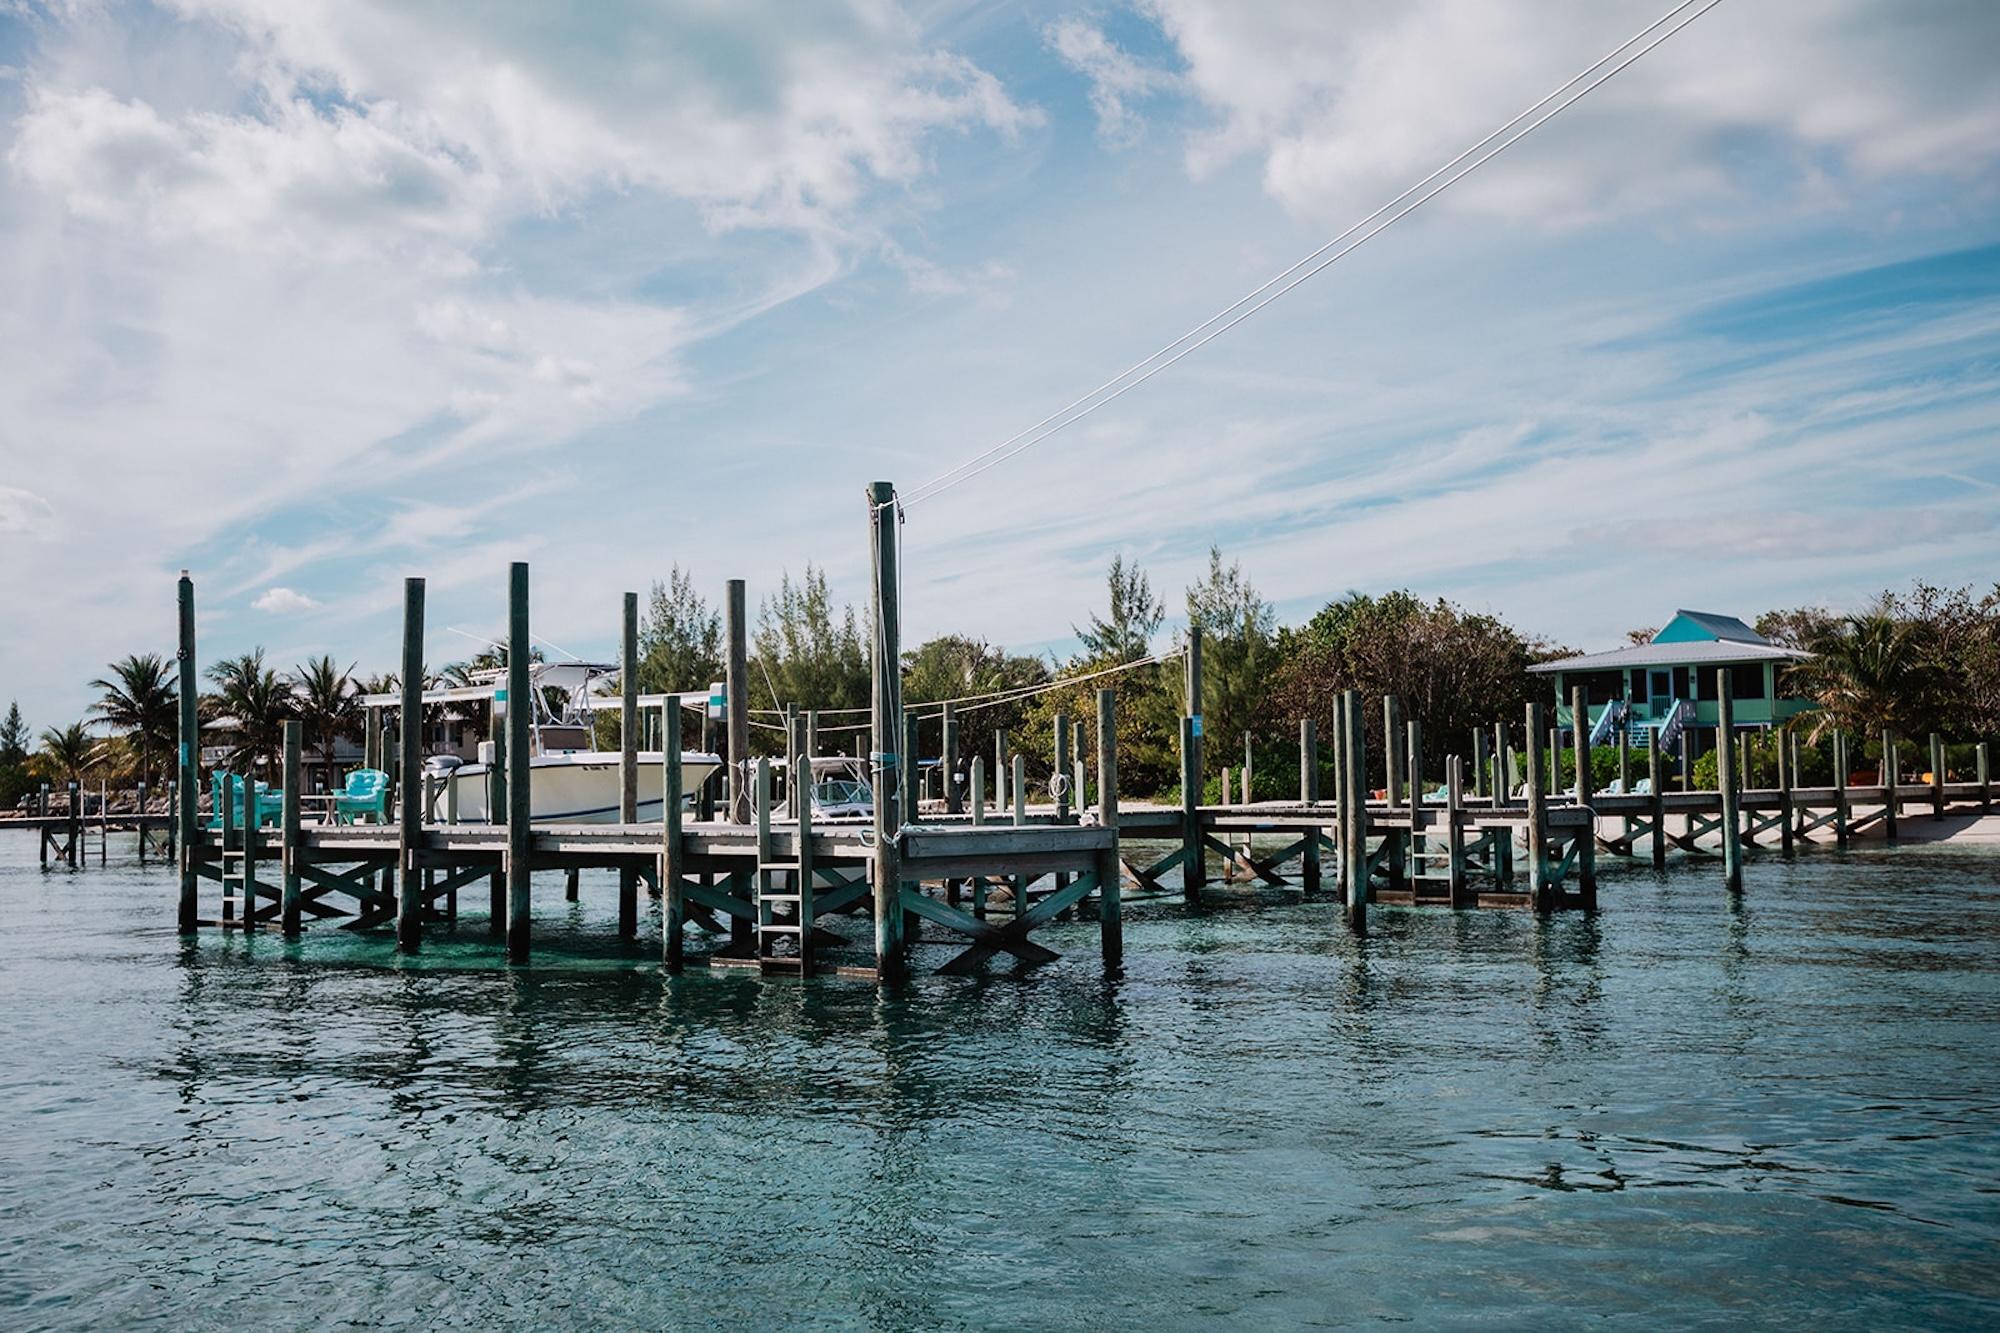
[439,752,721,824]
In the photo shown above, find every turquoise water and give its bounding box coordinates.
[2,837,1997,1329]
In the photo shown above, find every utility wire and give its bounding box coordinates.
[896,0,1724,509]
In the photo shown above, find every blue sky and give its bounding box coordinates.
[0,0,1996,728]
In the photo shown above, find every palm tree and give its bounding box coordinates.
[1787,610,1930,743]
[206,649,293,773]
[89,653,177,788]
[291,655,360,780]
[37,722,100,789]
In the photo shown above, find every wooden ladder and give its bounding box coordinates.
[753,757,816,974]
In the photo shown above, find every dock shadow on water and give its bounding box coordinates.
[2,841,1998,1329]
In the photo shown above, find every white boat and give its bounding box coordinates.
[363,660,722,825]
[799,755,874,822]
[442,750,722,823]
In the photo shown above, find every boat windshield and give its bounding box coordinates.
[813,780,872,807]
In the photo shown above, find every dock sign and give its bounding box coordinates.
[708,683,726,719]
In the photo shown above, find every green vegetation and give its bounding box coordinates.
[13,571,1997,804]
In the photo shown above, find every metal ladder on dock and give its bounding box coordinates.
[214,778,257,928]
[753,758,815,974]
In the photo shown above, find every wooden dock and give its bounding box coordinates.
[153,481,1995,979]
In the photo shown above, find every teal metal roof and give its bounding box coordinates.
[1653,610,1768,645]
[1528,640,1807,674]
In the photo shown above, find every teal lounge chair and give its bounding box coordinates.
[210,772,283,828]
[333,769,390,824]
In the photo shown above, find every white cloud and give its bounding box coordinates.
[1045,18,1177,146]
[0,486,56,536]
[0,0,1039,725]
[1137,0,2000,225]
[252,586,318,613]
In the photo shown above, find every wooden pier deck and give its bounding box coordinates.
[148,483,1996,980]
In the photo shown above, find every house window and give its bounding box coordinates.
[1672,667,1690,699]
[1696,668,1718,702]
[1731,663,1765,700]
[1630,670,1649,704]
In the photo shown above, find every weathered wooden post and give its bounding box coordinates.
[613,591,640,934]
[1491,723,1507,805]
[1408,712,1424,888]
[1473,728,1489,802]
[969,755,987,916]
[789,711,808,835]
[1930,732,1946,820]
[281,721,302,935]
[1072,719,1086,808]
[1445,754,1467,907]
[1051,710,1072,898]
[1184,628,1205,898]
[1618,723,1630,795]
[867,481,904,977]
[1525,701,1550,913]
[396,577,426,951]
[1011,752,1028,914]
[177,570,199,929]
[1382,696,1406,894]
[1343,689,1368,930]
[1777,727,1795,856]
[1647,740,1666,869]
[1882,729,1899,840]
[1096,688,1123,964]
[1570,686,1596,908]
[506,562,533,962]
[1179,715,1201,903]
[136,780,148,865]
[1979,741,1991,815]
[1717,669,1742,894]
[1300,718,1321,895]
[942,704,961,816]
[660,701,686,971]
[1833,730,1851,848]
[725,579,749,825]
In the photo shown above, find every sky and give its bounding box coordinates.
[1,0,1996,729]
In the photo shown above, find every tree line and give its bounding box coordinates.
[4,565,1997,810]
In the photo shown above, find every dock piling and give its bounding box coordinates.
[1525,701,1550,912]
[867,481,905,978]
[620,591,639,938]
[282,721,302,935]
[177,570,198,929]
[1718,670,1742,894]
[661,701,685,971]
[505,562,532,962]
[396,577,425,951]
[1096,688,1122,964]
[1300,718,1320,895]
